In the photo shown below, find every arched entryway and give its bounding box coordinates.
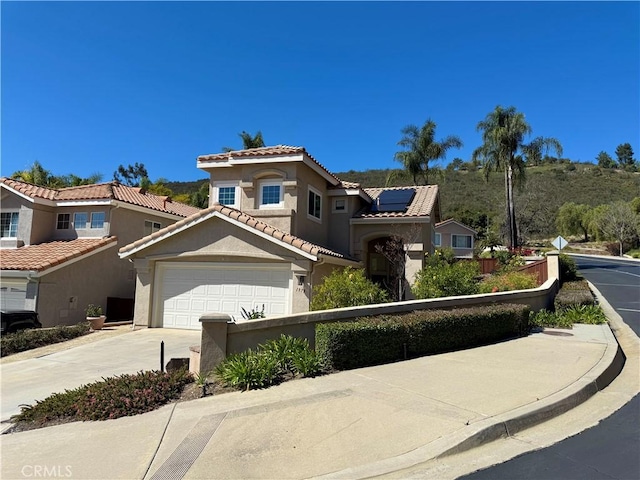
[367,237,406,301]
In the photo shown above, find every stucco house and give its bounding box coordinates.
[0,178,200,327]
[434,218,476,258]
[119,145,442,330]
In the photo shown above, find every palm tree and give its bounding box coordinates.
[11,161,64,187]
[222,131,266,152]
[472,106,563,248]
[394,120,462,185]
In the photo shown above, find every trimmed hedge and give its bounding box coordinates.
[554,280,594,311]
[559,254,579,284]
[1,322,91,357]
[316,304,530,371]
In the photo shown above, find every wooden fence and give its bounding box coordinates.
[516,258,548,285]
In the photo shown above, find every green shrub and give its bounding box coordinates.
[412,260,480,299]
[291,348,324,378]
[1,322,91,357]
[85,304,103,317]
[478,271,538,293]
[215,350,281,391]
[494,251,526,272]
[310,267,389,310]
[562,305,607,325]
[12,369,192,426]
[215,335,323,391]
[559,254,579,283]
[554,280,595,311]
[241,305,265,320]
[530,309,573,329]
[259,334,314,373]
[558,279,590,290]
[316,304,530,371]
[530,304,607,329]
[425,247,457,266]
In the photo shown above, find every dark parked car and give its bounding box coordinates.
[0,310,42,334]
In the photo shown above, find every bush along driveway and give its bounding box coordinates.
[0,328,200,422]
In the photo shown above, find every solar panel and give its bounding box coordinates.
[373,188,416,212]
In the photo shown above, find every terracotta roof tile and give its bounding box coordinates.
[119,204,353,261]
[197,145,342,185]
[0,179,58,200]
[0,178,201,218]
[1,237,118,272]
[335,181,361,189]
[357,185,439,218]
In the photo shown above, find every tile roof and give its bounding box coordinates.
[197,145,343,185]
[1,237,117,272]
[0,178,201,218]
[357,185,439,218]
[337,181,362,189]
[120,204,354,261]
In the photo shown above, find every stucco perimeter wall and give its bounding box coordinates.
[199,252,560,372]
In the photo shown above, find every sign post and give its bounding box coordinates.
[552,236,568,250]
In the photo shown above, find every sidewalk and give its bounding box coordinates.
[0,322,621,480]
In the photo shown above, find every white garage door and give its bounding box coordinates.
[158,263,291,329]
[1,282,27,311]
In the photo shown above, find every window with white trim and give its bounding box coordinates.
[91,212,106,229]
[452,234,472,248]
[214,183,239,208]
[259,181,284,208]
[1,212,19,238]
[434,232,441,247]
[57,213,71,230]
[74,212,88,229]
[144,220,162,236]
[307,187,322,221]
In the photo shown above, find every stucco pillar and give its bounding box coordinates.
[132,259,153,328]
[199,313,232,373]
[546,250,560,283]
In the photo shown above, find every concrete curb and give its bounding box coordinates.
[313,313,624,479]
[567,252,640,263]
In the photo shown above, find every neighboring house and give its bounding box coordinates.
[0,179,201,327]
[119,145,442,330]
[434,218,476,258]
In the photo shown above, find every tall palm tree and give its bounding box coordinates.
[472,106,563,248]
[394,120,462,185]
[222,131,266,152]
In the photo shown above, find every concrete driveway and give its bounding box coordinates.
[0,328,200,422]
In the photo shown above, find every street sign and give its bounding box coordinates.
[552,235,568,250]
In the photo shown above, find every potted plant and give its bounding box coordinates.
[86,304,106,330]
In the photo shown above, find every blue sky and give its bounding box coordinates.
[2,1,639,183]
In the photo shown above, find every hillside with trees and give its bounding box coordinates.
[336,163,639,243]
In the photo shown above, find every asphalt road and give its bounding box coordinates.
[460,255,640,480]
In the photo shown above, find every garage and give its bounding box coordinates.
[156,263,291,329]
[0,280,28,311]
